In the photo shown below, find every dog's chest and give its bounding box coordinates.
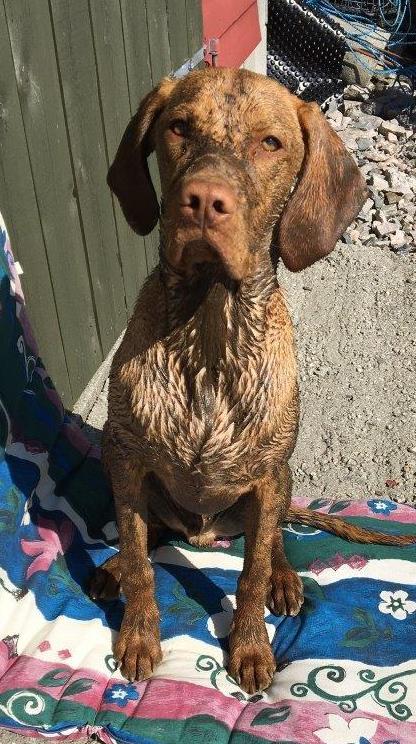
[129,338,297,493]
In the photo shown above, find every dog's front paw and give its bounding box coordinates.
[268,567,304,616]
[115,611,162,682]
[228,626,276,694]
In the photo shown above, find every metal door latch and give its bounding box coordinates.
[172,38,220,78]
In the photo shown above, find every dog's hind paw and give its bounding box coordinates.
[268,567,304,617]
[88,554,121,601]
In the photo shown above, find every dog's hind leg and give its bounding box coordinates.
[88,553,121,601]
[268,463,304,617]
[268,527,304,616]
[88,521,163,601]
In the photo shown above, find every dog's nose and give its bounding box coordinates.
[179,180,236,227]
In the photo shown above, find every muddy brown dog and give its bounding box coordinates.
[89,68,415,694]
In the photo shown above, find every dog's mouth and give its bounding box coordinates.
[165,229,253,282]
[180,237,227,275]
[182,237,219,264]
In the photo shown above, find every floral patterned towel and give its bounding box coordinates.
[0,212,416,744]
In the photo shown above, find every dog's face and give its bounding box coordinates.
[108,68,367,279]
[155,70,305,281]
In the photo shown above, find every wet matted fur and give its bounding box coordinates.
[89,68,414,694]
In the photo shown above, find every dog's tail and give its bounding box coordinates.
[286,506,416,546]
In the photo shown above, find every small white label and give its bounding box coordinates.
[14,261,23,275]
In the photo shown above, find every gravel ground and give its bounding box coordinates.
[280,240,416,504]
[285,86,416,505]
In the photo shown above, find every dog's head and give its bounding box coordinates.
[108,68,367,280]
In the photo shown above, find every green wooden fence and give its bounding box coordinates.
[0,0,202,407]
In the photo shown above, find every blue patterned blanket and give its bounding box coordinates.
[1,212,415,744]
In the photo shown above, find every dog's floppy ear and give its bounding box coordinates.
[278,102,367,272]
[108,77,177,235]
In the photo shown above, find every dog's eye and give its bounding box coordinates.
[170,119,188,137]
[261,136,282,152]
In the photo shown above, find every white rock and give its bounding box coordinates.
[386,172,412,195]
[382,141,398,154]
[342,100,361,115]
[369,174,389,191]
[360,198,375,216]
[373,221,398,237]
[366,151,390,163]
[344,84,369,101]
[327,110,343,128]
[389,229,407,248]
[379,119,406,137]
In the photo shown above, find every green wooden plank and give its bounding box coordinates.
[0,1,73,405]
[50,0,127,348]
[146,0,172,84]
[145,0,173,271]
[4,0,102,402]
[166,0,189,69]
[120,0,196,276]
[185,0,203,57]
[89,0,148,316]
[120,0,159,275]
[120,0,153,105]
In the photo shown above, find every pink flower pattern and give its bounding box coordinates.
[58,649,72,659]
[38,641,51,652]
[21,517,74,579]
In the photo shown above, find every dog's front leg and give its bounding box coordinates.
[111,458,162,682]
[228,478,278,694]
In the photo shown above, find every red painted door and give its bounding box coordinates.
[202,0,261,67]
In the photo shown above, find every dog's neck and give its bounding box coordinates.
[160,246,278,385]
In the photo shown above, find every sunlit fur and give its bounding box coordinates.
[94,68,410,695]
